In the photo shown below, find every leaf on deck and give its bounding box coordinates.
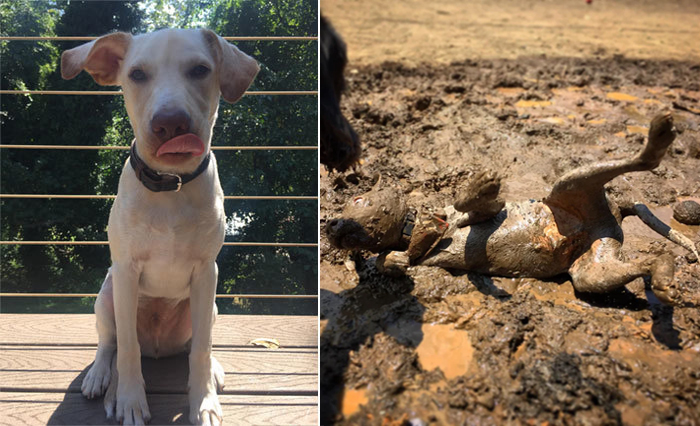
[248,338,281,349]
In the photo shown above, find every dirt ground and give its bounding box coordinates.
[320,1,700,425]
[322,0,700,65]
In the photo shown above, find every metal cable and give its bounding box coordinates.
[0,145,317,150]
[0,90,317,96]
[0,292,317,299]
[0,241,317,247]
[0,194,317,200]
[0,36,317,41]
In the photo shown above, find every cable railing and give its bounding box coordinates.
[0,33,319,303]
[0,36,317,41]
[0,194,316,200]
[0,241,316,247]
[0,292,316,299]
[0,90,317,96]
[0,144,316,150]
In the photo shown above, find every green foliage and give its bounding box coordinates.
[1,1,141,301]
[0,0,318,315]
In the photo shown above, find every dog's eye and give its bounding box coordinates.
[129,69,148,82]
[189,65,210,79]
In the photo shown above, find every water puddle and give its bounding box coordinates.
[608,338,699,370]
[341,387,368,417]
[496,87,525,96]
[623,205,700,241]
[587,118,607,125]
[606,92,639,102]
[416,323,474,379]
[626,125,647,134]
[539,117,565,125]
[515,100,552,108]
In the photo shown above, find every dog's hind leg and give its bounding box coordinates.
[568,238,678,305]
[545,113,676,212]
[103,352,118,419]
[211,355,225,392]
[82,269,117,399]
[210,303,225,392]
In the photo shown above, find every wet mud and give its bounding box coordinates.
[320,56,700,425]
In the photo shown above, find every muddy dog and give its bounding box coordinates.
[61,29,258,425]
[327,114,698,305]
[320,15,361,172]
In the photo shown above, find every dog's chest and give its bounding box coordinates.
[132,200,222,247]
[109,194,225,296]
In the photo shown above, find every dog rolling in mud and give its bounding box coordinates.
[326,114,698,305]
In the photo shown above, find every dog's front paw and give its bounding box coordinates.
[103,375,117,419]
[454,170,502,213]
[81,359,111,399]
[376,251,409,276]
[115,381,151,426]
[190,389,223,426]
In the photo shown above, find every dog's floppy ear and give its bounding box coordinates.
[61,32,132,85]
[202,29,260,103]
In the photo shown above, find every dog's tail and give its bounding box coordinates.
[632,202,699,261]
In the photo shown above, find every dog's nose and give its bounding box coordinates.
[151,109,191,142]
[326,218,349,238]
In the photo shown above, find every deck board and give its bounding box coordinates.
[0,314,317,347]
[0,392,318,425]
[0,347,317,393]
[0,314,318,425]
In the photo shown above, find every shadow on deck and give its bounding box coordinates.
[0,314,318,425]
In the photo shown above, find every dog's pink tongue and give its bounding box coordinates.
[156,134,205,157]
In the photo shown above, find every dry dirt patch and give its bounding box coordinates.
[323,0,700,65]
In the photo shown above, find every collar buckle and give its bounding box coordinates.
[157,172,183,192]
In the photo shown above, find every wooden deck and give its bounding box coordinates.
[0,314,318,425]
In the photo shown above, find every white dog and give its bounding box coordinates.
[61,29,259,425]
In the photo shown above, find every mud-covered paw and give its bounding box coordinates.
[454,170,503,213]
[376,251,410,276]
[639,113,676,167]
[651,254,680,305]
[190,390,223,426]
[653,285,679,306]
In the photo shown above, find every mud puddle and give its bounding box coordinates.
[321,56,700,425]
[415,324,475,380]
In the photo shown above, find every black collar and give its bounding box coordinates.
[400,208,417,246]
[129,142,211,192]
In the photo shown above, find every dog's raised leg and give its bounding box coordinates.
[188,262,223,426]
[81,270,117,399]
[568,239,677,304]
[545,113,676,214]
[453,170,505,227]
[546,113,680,304]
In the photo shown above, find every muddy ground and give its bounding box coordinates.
[320,56,700,425]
